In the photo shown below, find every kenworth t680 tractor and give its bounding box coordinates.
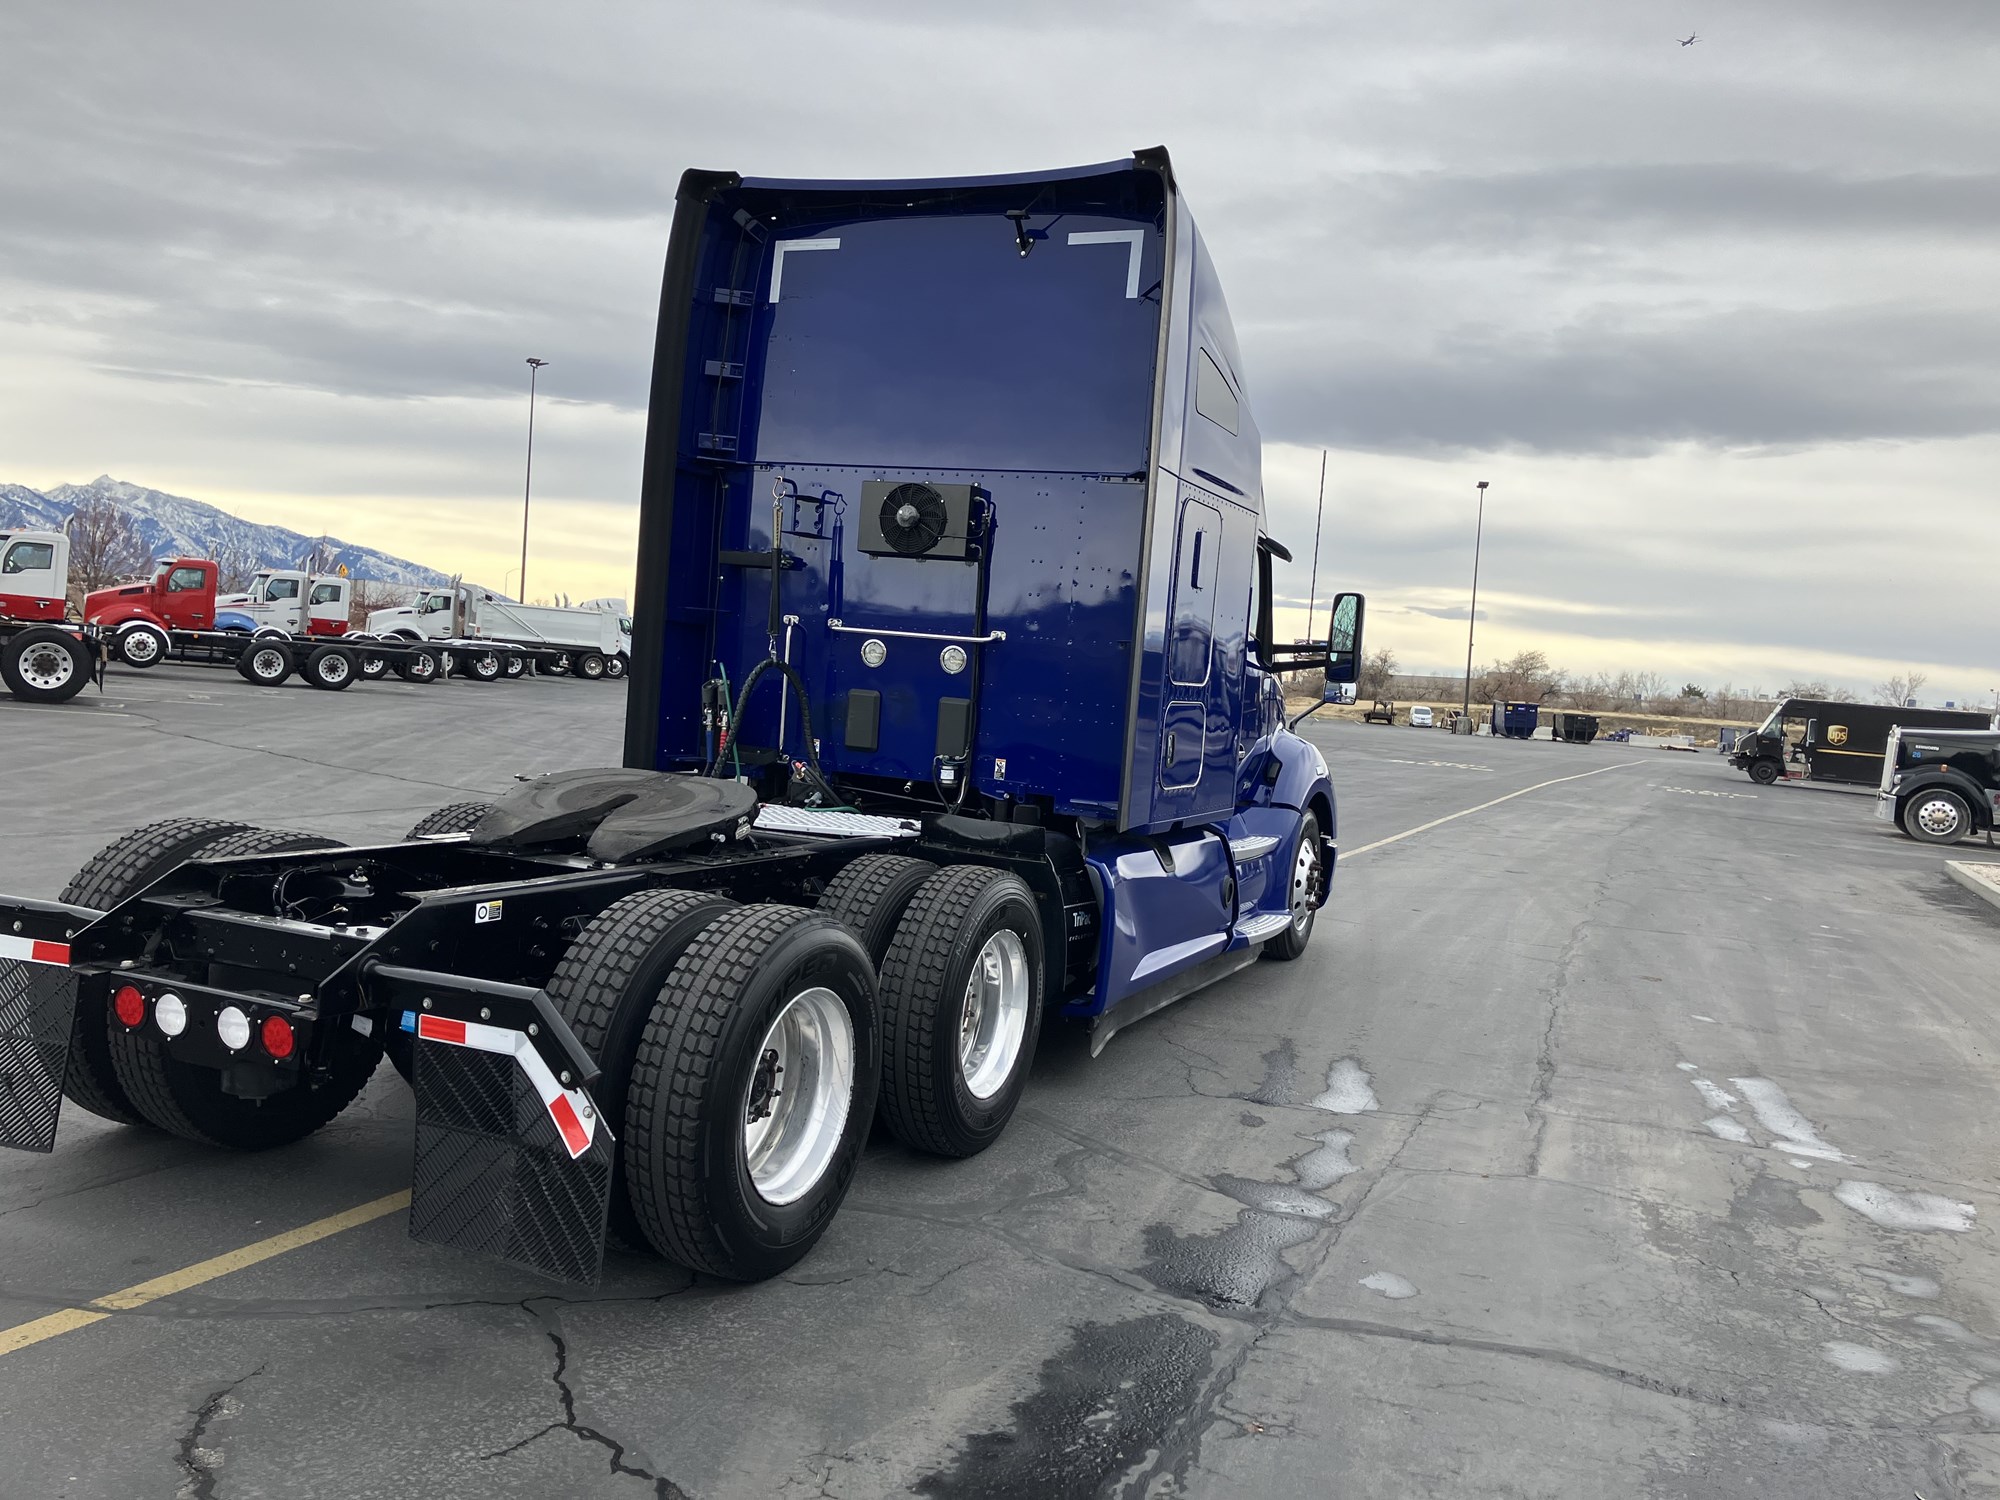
[0,149,1363,1284]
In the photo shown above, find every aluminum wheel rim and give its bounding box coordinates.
[959,929,1029,1101]
[1289,837,1321,934]
[743,985,854,1206]
[317,655,348,684]
[251,648,286,679]
[19,643,74,690]
[121,628,161,664]
[1916,798,1962,837]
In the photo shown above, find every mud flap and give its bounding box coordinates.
[0,952,77,1154]
[408,1014,614,1284]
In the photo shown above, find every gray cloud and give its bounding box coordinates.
[3,0,1999,691]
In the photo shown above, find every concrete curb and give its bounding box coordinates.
[1945,860,2000,914]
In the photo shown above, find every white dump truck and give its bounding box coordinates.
[366,580,622,680]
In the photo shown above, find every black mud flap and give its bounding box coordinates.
[0,956,77,1154]
[408,1016,614,1285]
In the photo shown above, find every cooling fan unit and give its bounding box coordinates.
[857,480,977,560]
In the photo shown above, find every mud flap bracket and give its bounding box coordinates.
[406,1001,614,1285]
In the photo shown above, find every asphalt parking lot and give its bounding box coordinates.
[3,670,1998,1498]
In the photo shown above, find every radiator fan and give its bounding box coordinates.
[877,483,949,556]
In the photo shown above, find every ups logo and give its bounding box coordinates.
[1827,724,1849,746]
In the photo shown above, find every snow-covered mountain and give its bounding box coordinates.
[0,477,453,588]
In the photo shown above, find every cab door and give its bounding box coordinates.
[306,579,348,635]
[161,564,213,630]
[0,535,66,621]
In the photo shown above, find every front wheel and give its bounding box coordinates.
[115,623,169,669]
[876,866,1043,1158]
[1902,790,1972,845]
[1748,758,1782,785]
[1262,811,1325,962]
[623,904,878,1280]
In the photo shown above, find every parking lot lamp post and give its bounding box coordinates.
[1461,480,1489,720]
[519,358,548,600]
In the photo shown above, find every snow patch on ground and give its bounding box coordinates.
[1729,1077,1846,1161]
[1703,1116,1752,1143]
[1690,1078,1738,1112]
[1360,1272,1418,1300]
[1835,1182,1977,1233]
[1311,1059,1379,1115]
[1820,1341,1899,1374]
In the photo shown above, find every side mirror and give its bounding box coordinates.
[1321,592,1365,697]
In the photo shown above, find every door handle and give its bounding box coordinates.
[1165,730,1177,764]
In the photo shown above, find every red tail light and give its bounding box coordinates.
[112,985,146,1028]
[261,1015,296,1060]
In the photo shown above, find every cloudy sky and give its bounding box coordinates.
[6,1,1998,702]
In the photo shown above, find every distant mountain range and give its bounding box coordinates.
[0,476,453,588]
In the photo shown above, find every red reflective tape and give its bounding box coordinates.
[547,1093,590,1159]
[29,941,68,966]
[417,1015,467,1045]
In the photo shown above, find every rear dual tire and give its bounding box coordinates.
[305,645,357,691]
[874,865,1043,1159]
[1,627,91,703]
[623,904,878,1281]
[235,640,293,686]
[105,827,382,1148]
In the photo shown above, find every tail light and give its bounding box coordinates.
[112,985,145,1028]
[154,993,188,1037]
[216,1006,252,1052]
[260,1016,296,1060]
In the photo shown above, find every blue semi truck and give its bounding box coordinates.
[0,149,1363,1284]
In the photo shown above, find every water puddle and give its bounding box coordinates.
[1820,1340,1899,1374]
[910,1314,1218,1499]
[1212,1175,1334,1221]
[1311,1059,1379,1115]
[1834,1181,1977,1233]
[1703,1116,1751,1143]
[1729,1077,1846,1161]
[1139,1210,1324,1310]
[1359,1271,1418,1300]
[1288,1129,1358,1191]
[1247,1039,1301,1106]
[1856,1266,1941,1300]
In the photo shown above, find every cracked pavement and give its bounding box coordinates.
[3,672,1999,1496]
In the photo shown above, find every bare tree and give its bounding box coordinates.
[1874,669,1928,708]
[64,496,153,596]
[212,539,260,594]
[348,577,414,629]
[1356,646,1397,700]
[1481,649,1563,703]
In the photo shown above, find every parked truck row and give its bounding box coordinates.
[0,533,633,702]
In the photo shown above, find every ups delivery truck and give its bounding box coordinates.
[1730,698,1996,786]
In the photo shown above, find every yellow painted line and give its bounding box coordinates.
[1343,761,1644,861]
[0,1189,410,1358]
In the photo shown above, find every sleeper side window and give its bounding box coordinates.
[1194,349,1239,435]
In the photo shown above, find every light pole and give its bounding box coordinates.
[519,358,548,601]
[1461,480,1489,720]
